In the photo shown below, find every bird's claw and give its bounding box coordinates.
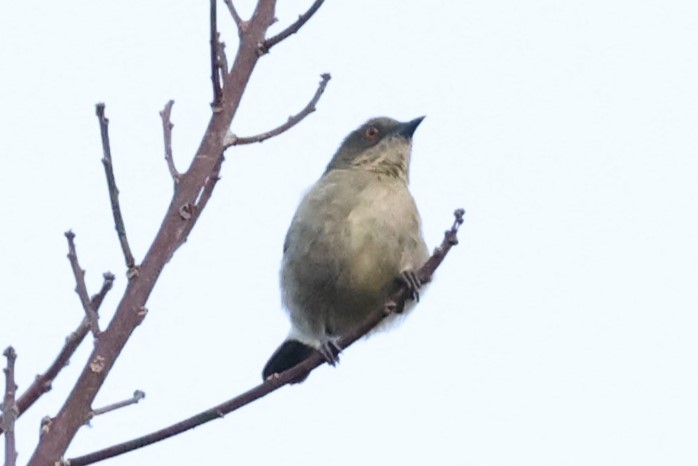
[398,269,422,303]
[319,340,342,366]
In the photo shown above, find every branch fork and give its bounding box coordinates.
[225,73,331,148]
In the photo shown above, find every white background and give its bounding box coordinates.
[1,1,697,465]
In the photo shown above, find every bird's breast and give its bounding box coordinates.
[281,171,426,338]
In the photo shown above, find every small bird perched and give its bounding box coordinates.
[262,116,429,382]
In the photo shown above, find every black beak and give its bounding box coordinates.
[397,116,425,139]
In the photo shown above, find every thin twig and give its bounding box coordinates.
[0,274,113,435]
[159,100,179,184]
[418,208,466,282]
[224,73,331,148]
[223,0,245,32]
[210,0,223,109]
[95,103,137,275]
[3,347,18,466]
[65,209,465,466]
[262,0,325,53]
[65,231,100,337]
[91,272,116,308]
[90,391,145,419]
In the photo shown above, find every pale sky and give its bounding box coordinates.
[1,1,697,465]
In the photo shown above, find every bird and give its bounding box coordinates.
[262,116,429,382]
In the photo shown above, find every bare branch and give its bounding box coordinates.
[223,0,245,32]
[0,273,113,435]
[28,2,315,462]
[225,73,330,147]
[159,100,179,184]
[262,0,324,53]
[95,103,137,275]
[210,0,223,109]
[3,347,18,466]
[90,391,145,419]
[65,209,465,466]
[65,231,100,337]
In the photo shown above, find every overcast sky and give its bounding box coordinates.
[1,1,697,465]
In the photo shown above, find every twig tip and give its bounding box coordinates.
[3,346,16,359]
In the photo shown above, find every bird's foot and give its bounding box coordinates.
[398,269,422,303]
[318,340,342,366]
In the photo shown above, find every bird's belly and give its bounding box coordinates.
[281,176,426,344]
[283,217,407,339]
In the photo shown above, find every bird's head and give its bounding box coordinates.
[325,116,424,182]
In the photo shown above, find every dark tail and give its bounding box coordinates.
[262,340,317,383]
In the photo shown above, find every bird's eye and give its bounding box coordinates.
[364,126,380,139]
